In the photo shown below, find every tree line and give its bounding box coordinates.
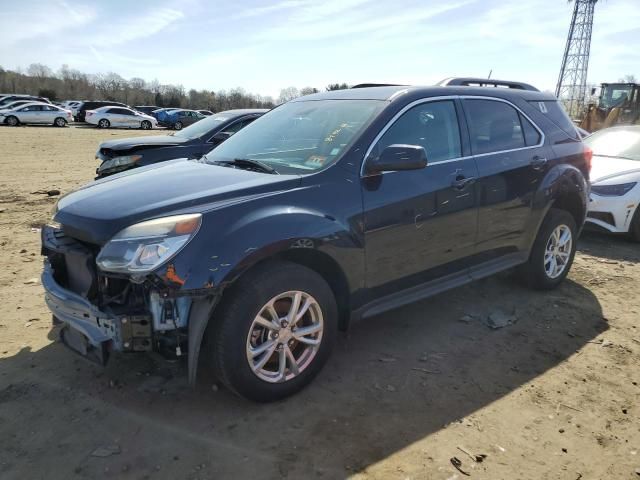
[0,64,350,111]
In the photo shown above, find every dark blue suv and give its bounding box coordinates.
[42,79,590,402]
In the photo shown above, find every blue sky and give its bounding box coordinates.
[1,0,639,99]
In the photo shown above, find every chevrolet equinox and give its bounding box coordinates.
[42,79,591,402]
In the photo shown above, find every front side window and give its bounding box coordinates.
[464,99,526,154]
[205,99,385,174]
[375,100,462,163]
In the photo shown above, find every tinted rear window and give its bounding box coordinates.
[463,99,526,155]
[528,101,578,140]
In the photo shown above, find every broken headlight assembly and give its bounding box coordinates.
[98,154,143,173]
[96,214,201,275]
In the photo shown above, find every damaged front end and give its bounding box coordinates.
[41,214,218,383]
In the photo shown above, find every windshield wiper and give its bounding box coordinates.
[212,158,279,174]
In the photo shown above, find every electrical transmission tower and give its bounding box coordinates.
[555,0,598,118]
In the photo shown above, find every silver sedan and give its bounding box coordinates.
[85,106,157,129]
[0,102,73,127]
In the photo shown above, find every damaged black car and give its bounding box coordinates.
[42,80,590,402]
[95,109,267,178]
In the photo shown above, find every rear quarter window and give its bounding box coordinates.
[528,101,579,140]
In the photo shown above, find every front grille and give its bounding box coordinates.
[42,226,98,300]
[587,211,615,227]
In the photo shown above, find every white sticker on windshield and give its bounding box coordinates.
[330,148,340,156]
[538,102,548,113]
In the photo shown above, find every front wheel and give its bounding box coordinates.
[98,119,110,129]
[140,120,152,130]
[173,121,183,130]
[518,208,577,290]
[6,116,18,126]
[210,262,337,402]
[54,117,67,127]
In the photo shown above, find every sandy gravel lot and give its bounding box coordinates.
[0,125,639,480]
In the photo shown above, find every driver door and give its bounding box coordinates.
[361,98,479,299]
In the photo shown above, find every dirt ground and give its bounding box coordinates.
[0,125,639,480]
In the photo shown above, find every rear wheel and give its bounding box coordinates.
[210,261,337,402]
[173,121,183,130]
[54,117,67,127]
[140,120,152,130]
[6,116,18,126]
[98,119,110,129]
[518,208,577,290]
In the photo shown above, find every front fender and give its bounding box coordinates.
[154,204,364,295]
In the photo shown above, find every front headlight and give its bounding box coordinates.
[98,154,143,172]
[591,182,637,197]
[96,214,201,274]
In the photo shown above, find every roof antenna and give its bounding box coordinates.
[487,69,493,79]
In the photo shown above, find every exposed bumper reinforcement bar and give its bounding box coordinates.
[42,260,121,363]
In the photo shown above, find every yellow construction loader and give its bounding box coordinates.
[580,82,640,132]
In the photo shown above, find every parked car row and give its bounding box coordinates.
[0,94,219,130]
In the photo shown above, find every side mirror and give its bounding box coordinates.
[211,131,234,144]
[365,144,427,175]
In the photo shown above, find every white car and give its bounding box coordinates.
[585,125,640,241]
[85,106,157,129]
[0,102,73,127]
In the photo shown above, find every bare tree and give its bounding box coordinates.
[27,63,53,78]
[278,86,300,104]
[300,87,319,96]
[618,74,638,84]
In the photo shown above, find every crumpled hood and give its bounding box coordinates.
[55,160,299,245]
[590,155,640,184]
[99,135,189,151]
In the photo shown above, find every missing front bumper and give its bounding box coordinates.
[42,261,152,363]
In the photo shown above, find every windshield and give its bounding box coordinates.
[599,85,634,109]
[173,114,232,139]
[205,100,385,174]
[584,128,640,161]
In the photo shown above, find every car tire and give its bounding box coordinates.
[173,121,183,130]
[629,206,640,242]
[518,208,577,290]
[54,117,67,127]
[6,116,19,126]
[209,261,337,402]
[98,119,110,129]
[140,120,152,130]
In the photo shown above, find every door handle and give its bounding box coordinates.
[451,176,476,190]
[530,156,548,170]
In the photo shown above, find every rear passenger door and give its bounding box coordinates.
[461,97,548,262]
[362,99,479,298]
[42,105,60,123]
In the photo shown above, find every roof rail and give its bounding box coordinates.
[437,77,540,92]
[351,83,405,89]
